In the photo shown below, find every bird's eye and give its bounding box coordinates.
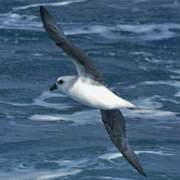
[58,79,64,85]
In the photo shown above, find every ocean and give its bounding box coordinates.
[0,0,180,179]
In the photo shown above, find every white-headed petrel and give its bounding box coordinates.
[40,6,146,176]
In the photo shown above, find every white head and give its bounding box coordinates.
[50,75,77,94]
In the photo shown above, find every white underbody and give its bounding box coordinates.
[65,78,135,110]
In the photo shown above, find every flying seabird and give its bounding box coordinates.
[40,6,146,176]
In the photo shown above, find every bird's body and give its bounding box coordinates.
[40,6,146,176]
[59,76,135,110]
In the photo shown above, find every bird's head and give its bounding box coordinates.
[50,76,76,93]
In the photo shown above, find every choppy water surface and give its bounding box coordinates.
[0,0,180,179]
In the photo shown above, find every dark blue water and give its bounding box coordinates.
[0,0,180,179]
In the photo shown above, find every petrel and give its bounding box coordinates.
[40,6,146,176]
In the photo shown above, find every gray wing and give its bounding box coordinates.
[40,6,103,82]
[100,109,146,176]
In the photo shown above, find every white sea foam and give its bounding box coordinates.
[65,25,110,35]
[96,177,133,180]
[175,91,180,97]
[1,91,70,110]
[130,51,152,56]
[0,168,81,180]
[29,109,100,125]
[99,152,123,160]
[0,12,40,31]
[32,53,44,57]
[29,114,64,121]
[139,80,180,100]
[33,91,71,110]
[1,12,180,41]
[170,69,180,75]
[161,0,180,8]
[4,102,32,107]
[37,169,82,180]
[123,96,177,120]
[139,80,180,88]
[2,90,99,126]
[0,159,85,180]
[62,23,180,41]
[116,23,180,40]
[30,91,100,125]
[0,1,91,31]
[71,23,180,41]
[136,150,174,156]
[99,150,174,161]
[13,0,88,11]
[36,159,87,179]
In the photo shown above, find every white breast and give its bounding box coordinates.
[66,78,135,110]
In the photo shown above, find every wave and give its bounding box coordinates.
[130,51,152,56]
[119,79,180,121]
[0,12,40,31]
[0,0,88,31]
[65,25,111,35]
[37,169,82,180]
[1,90,100,126]
[29,114,65,121]
[139,80,180,88]
[99,150,174,161]
[29,109,100,125]
[2,91,70,110]
[1,12,180,42]
[63,23,180,41]
[116,23,180,41]
[0,158,88,180]
[119,95,177,122]
[27,91,100,125]
[0,170,82,180]
[134,0,180,8]
[33,91,71,110]
[133,0,149,3]
[13,0,88,11]
[97,177,133,180]
[175,91,180,97]
[161,0,180,8]
[139,80,180,100]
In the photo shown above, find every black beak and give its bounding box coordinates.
[50,83,57,91]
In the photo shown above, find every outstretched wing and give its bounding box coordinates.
[100,109,146,176]
[40,6,103,82]
[40,6,145,176]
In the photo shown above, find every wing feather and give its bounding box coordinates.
[100,109,146,176]
[40,6,103,82]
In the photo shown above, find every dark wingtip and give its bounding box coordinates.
[40,5,43,11]
[40,5,46,14]
[40,6,47,25]
[40,6,45,27]
[40,6,44,16]
[122,149,147,177]
[39,5,66,45]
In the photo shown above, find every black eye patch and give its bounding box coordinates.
[58,79,64,85]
